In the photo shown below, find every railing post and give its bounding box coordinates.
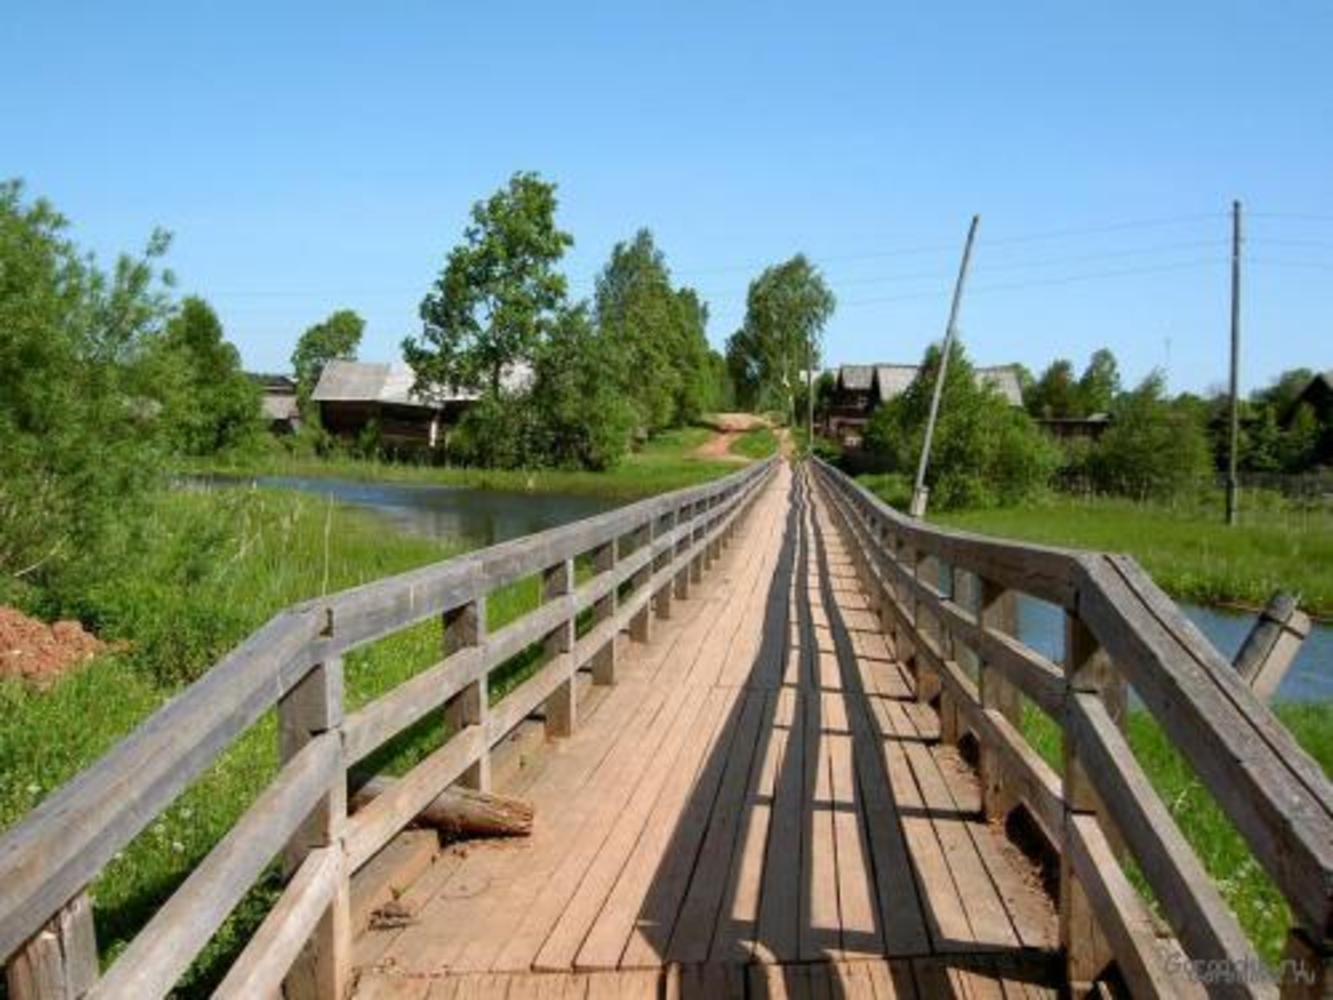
[674,503,693,601]
[279,654,351,1000]
[590,542,617,685]
[656,509,677,618]
[628,521,654,644]
[443,598,488,790]
[1281,926,1330,998]
[5,892,97,1000]
[978,578,1022,821]
[911,550,941,707]
[936,562,961,746]
[543,560,576,737]
[1061,616,1116,995]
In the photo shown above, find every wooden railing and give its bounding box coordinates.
[812,458,1332,999]
[0,458,777,999]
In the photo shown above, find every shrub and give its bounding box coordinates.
[862,343,1060,510]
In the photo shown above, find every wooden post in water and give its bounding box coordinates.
[279,655,351,1000]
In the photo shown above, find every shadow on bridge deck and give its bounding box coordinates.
[353,464,1061,999]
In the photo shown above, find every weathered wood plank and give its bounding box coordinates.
[214,847,340,999]
[5,892,97,1000]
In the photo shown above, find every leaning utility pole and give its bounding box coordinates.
[910,214,980,519]
[807,336,815,453]
[1226,200,1243,527]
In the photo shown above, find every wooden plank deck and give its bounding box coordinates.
[353,464,1060,999]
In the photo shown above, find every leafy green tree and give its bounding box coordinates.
[591,229,716,431]
[1088,372,1212,500]
[725,255,835,422]
[151,296,261,455]
[864,342,1059,510]
[0,179,173,587]
[1026,359,1080,418]
[1077,348,1121,414]
[292,308,364,407]
[405,171,572,397]
[530,306,637,470]
[1281,403,1321,472]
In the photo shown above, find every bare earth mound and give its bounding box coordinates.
[0,607,107,686]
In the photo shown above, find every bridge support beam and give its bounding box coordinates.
[444,599,489,790]
[978,579,1022,821]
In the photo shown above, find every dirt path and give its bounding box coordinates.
[693,413,769,462]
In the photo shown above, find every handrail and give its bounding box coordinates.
[811,457,1332,997]
[0,456,778,997]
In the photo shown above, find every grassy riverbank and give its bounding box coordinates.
[191,426,749,502]
[916,492,1333,618]
[1022,702,1332,964]
[0,489,479,992]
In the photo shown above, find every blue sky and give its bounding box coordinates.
[4,1,1330,393]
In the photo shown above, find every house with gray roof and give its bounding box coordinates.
[825,361,1026,448]
[311,360,531,454]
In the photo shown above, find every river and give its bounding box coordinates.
[237,475,1330,704]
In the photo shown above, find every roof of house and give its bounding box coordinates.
[975,365,1025,407]
[837,365,878,392]
[261,394,301,422]
[839,361,1026,407]
[247,373,298,393]
[311,360,532,408]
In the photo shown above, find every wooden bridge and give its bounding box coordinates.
[1,458,1330,998]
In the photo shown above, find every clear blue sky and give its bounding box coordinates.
[4,1,1330,393]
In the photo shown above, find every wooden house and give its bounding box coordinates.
[248,374,301,435]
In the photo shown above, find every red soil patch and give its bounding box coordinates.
[0,606,108,686]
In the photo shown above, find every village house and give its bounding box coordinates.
[311,360,532,456]
[825,361,1025,448]
[248,373,301,435]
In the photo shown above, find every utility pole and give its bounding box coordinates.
[910,214,980,519]
[807,335,815,454]
[1226,200,1242,527]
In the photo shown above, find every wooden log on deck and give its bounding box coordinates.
[349,776,533,839]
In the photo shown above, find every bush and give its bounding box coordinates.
[1087,372,1212,501]
[862,343,1060,511]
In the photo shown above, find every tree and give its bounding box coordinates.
[405,171,572,398]
[529,306,637,470]
[1077,348,1121,414]
[725,255,835,424]
[1026,359,1080,419]
[151,296,260,455]
[863,342,1059,510]
[1087,372,1212,500]
[292,308,364,408]
[0,179,173,587]
[591,229,716,432]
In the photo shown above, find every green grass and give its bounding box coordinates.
[926,493,1333,618]
[1019,701,1332,964]
[190,425,745,503]
[731,426,780,460]
[0,489,483,993]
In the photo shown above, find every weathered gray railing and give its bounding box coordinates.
[0,457,777,998]
[812,458,1332,999]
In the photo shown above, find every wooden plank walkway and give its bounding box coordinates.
[353,464,1060,999]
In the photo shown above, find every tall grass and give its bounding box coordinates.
[933,494,1333,617]
[0,489,467,992]
[1020,702,1331,964]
